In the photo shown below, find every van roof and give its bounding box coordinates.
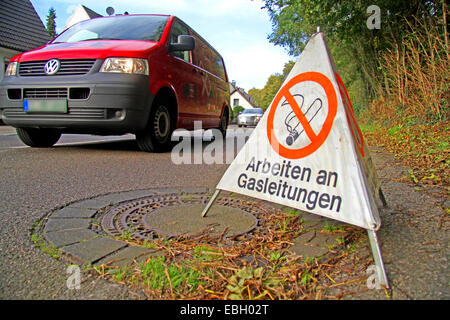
[64,14,226,71]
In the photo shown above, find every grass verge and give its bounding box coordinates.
[92,202,373,300]
[361,120,449,189]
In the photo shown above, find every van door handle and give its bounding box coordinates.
[193,68,198,73]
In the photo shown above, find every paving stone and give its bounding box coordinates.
[322,219,345,229]
[95,246,159,268]
[51,207,97,219]
[61,238,127,264]
[302,220,326,229]
[300,213,327,229]
[68,198,114,210]
[289,242,329,258]
[309,232,342,247]
[293,231,316,244]
[111,190,158,203]
[299,213,324,221]
[45,229,99,248]
[154,187,182,194]
[44,218,91,233]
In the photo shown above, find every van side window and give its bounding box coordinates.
[194,38,212,74]
[170,21,192,63]
[213,54,226,81]
[194,36,226,81]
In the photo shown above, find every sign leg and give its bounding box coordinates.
[201,189,220,217]
[367,229,389,288]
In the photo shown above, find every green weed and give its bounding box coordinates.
[192,245,222,262]
[323,221,344,233]
[269,251,286,270]
[139,256,204,293]
[299,270,312,286]
[226,266,280,300]
[120,226,135,241]
[283,208,304,216]
[31,234,60,259]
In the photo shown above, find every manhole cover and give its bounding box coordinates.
[98,193,262,241]
[144,204,256,238]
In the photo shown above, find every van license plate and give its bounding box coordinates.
[24,100,68,113]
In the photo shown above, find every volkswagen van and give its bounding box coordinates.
[0,14,230,152]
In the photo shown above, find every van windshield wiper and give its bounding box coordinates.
[52,38,124,44]
[79,37,124,41]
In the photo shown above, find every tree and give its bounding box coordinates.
[248,88,263,109]
[46,7,57,39]
[232,106,244,119]
[248,60,295,111]
[260,0,445,111]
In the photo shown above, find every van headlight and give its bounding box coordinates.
[100,58,148,75]
[5,62,18,76]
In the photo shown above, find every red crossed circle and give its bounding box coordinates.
[267,71,337,159]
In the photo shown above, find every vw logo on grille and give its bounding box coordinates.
[44,59,60,75]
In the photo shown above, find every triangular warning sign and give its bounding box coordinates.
[216,32,383,231]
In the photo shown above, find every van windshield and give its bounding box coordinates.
[52,15,169,43]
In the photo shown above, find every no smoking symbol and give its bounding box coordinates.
[267,71,338,159]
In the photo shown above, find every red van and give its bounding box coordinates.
[0,14,230,152]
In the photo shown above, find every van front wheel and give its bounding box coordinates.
[136,101,174,152]
[16,127,61,148]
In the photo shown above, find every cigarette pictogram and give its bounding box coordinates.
[282,94,323,146]
[267,71,337,159]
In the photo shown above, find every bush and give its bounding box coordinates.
[232,106,244,119]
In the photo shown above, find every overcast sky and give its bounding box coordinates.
[30,0,293,92]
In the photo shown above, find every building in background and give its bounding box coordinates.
[0,0,50,81]
[63,4,102,31]
[230,81,256,110]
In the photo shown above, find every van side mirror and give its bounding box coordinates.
[169,35,195,52]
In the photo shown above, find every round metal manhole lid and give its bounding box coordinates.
[98,193,263,241]
[143,204,257,238]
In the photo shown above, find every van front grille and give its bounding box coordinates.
[19,59,96,76]
[23,88,68,99]
[3,107,106,119]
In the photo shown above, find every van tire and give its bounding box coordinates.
[16,127,61,148]
[136,98,174,152]
[217,108,229,138]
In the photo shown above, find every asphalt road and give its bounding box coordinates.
[0,125,447,300]
[0,125,252,299]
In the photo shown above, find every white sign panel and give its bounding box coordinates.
[216,33,382,230]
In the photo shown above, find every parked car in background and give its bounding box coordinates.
[237,108,263,127]
[0,14,230,152]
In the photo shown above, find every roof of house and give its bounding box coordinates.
[0,0,50,52]
[230,82,256,108]
[80,5,102,19]
[63,4,102,31]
